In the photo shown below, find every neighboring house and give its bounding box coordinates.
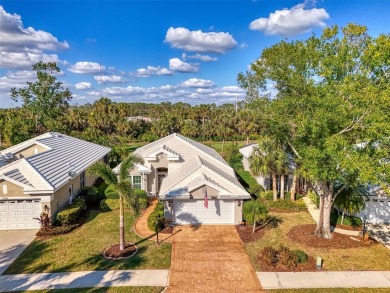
[239,144,307,193]
[125,116,155,122]
[0,132,111,230]
[114,133,250,225]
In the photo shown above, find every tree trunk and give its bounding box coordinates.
[291,174,297,201]
[341,210,345,225]
[272,173,277,201]
[221,139,225,156]
[246,134,250,145]
[119,195,125,251]
[280,174,285,199]
[314,183,333,239]
[253,212,256,234]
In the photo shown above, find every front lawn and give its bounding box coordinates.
[245,211,390,271]
[5,210,171,274]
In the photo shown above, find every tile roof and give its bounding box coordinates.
[0,132,111,191]
[3,169,33,187]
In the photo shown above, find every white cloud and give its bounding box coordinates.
[169,58,198,73]
[165,27,237,53]
[249,2,329,37]
[181,78,214,88]
[182,53,217,62]
[69,62,105,74]
[135,66,172,77]
[75,82,92,90]
[94,75,126,84]
[0,6,68,69]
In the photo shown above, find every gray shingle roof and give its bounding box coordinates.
[26,133,111,189]
[4,169,33,187]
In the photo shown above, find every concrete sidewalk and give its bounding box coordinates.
[0,270,169,292]
[258,271,390,289]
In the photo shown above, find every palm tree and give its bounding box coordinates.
[249,137,287,201]
[88,154,143,251]
[243,200,268,233]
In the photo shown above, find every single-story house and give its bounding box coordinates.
[115,133,250,225]
[0,132,111,230]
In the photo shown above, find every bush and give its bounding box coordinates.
[278,246,298,268]
[148,202,165,231]
[105,184,119,199]
[138,198,148,210]
[83,186,104,208]
[293,250,308,264]
[260,190,274,201]
[99,198,131,211]
[264,198,307,212]
[36,224,80,236]
[330,211,362,227]
[134,189,148,199]
[56,199,85,226]
[308,190,319,208]
[262,246,279,267]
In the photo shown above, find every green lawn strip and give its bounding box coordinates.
[5,210,171,274]
[22,287,163,293]
[267,289,390,293]
[245,211,390,271]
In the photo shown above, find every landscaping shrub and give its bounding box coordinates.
[242,200,268,225]
[83,186,104,208]
[134,189,148,199]
[36,224,80,236]
[99,199,131,211]
[293,250,308,264]
[104,184,119,199]
[56,199,86,226]
[262,246,279,267]
[264,198,307,212]
[148,202,165,231]
[138,198,148,210]
[278,246,298,268]
[260,190,274,201]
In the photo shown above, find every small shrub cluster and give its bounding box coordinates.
[104,184,119,199]
[56,198,86,226]
[81,186,104,208]
[261,246,307,268]
[135,190,148,210]
[264,198,307,212]
[148,202,165,231]
[36,224,80,237]
[100,198,131,211]
[260,190,274,201]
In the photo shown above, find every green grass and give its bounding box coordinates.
[5,210,171,274]
[23,288,163,293]
[245,211,390,271]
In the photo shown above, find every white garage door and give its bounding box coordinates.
[174,199,234,224]
[0,199,41,230]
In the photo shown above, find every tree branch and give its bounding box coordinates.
[335,109,369,136]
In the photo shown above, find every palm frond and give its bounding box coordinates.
[87,162,118,185]
[119,154,144,181]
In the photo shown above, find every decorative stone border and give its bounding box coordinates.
[102,243,138,260]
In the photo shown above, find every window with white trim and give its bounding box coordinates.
[132,175,141,190]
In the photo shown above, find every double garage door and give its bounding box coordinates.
[174,199,234,224]
[0,199,41,230]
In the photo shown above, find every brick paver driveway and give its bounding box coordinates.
[167,225,262,292]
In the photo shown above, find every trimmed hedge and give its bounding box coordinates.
[147,202,164,231]
[104,184,119,199]
[263,198,307,212]
[82,186,104,208]
[56,198,86,226]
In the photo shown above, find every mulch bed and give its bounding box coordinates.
[287,224,377,249]
[334,224,362,231]
[103,242,138,259]
[160,226,174,234]
[259,254,318,272]
[235,224,268,243]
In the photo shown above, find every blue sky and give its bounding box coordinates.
[0,0,389,108]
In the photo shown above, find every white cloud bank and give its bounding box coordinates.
[181,78,214,88]
[94,75,126,84]
[249,2,329,37]
[0,6,69,69]
[135,66,172,77]
[169,58,198,73]
[75,82,92,90]
[165,27,237,53]
[182,53,217,62]
[69,62,105,74]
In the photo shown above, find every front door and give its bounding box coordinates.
[157,173,167,194]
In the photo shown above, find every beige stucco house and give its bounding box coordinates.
[114,133,250,225]
[0,132,110,230]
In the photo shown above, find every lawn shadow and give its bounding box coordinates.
[261,216,283,229]
[2,241,52,275]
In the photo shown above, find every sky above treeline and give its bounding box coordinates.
[0,0,389,108]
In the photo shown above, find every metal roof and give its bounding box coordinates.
[0,132,111,191]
